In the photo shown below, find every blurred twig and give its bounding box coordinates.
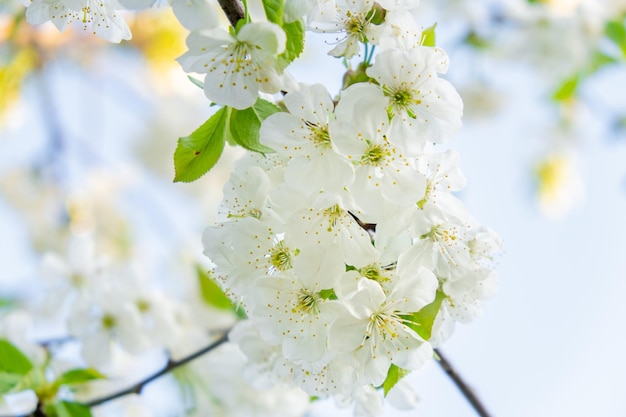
[434,348,493,417]
[84,333,229,407]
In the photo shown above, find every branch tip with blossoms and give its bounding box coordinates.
[11,1,505,416]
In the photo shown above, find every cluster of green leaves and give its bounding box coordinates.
[379,290,447,396]
[0,339,103,417]
[173,99,280,182]
[173,0,305,183]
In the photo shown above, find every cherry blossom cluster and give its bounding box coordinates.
[196,1,502,414]
[14,0,503,414]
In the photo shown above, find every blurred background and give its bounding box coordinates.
[1,0,626,416]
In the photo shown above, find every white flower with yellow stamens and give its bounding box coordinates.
[367,47,463,154]
[177,21,289,109]
[328,269,436,386]
[22,0,131,42]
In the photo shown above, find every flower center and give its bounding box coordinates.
[361,142,387,166]
[136,299,150,313]
[70,273,85,288]
[269,241,293,271]
[365,311,401,342]
[345,12,369,41]
[293,289,320,315]
[306,122,332,148]
[322,204,344,232]
[383,84,422,118]
[360,264,390,283]
[227,42,253,73]
[102,314,116,330]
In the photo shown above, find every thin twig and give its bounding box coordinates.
[217,0,245,27]
[347,211,377,233]
[84,333,229,407]
[434,348,493,417]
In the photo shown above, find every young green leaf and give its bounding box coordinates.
[263,0,285,25]
[606,19,626,55]
[421,23,437,47]
[464,31,490,49]
[49,401,93,417]
[54,368,105,387]
[401,290,446,340]
[0,298,15,309]
[552,74,580,102]
[0,339,33,375]
[318,289,337,300]
[0,371,23,393]
[589,51,618,73]
[381,364,410,396]
[278,20,305,69]
[173,107,230,183]
[196,265,233,311]
[229,98,280,154]
[187,75,205,90]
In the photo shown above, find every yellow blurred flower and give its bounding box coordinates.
[128,9,187,72]
[0,47,37,119]
[535,150,585,219]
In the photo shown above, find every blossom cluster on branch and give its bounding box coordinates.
[180,0,502,414]
[4,0,505,416]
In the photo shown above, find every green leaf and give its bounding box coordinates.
[0,298,15,309]
[606,19,626,55]
[187,75,204,90]
[381,364,410,396]
[552,74,580,102]
[49,401,93,417]
[173,107,230,183]
[318,289,337,300]
[197,265,233,310]
[589,51,618,73]
[55,368,105,387]
[401,290,446,340]
[229,98,280,154]
[464,31,490,49]
[420,23,437,47]
[0,371,23,393]
[278,20,305,69]
[263,0,284,25]
[0,339,33,375]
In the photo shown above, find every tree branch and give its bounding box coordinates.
[217,0,245,27]
[434,348,493,417]
[84,333,229,407]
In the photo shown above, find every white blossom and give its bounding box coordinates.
[367,47,463,152]
[22,0,132,42]
[177,22,290,109]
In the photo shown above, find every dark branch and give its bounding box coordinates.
[434,348,493,417]
[348,211,376,233]
[84,333,229,407]
[217,0,245,27]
